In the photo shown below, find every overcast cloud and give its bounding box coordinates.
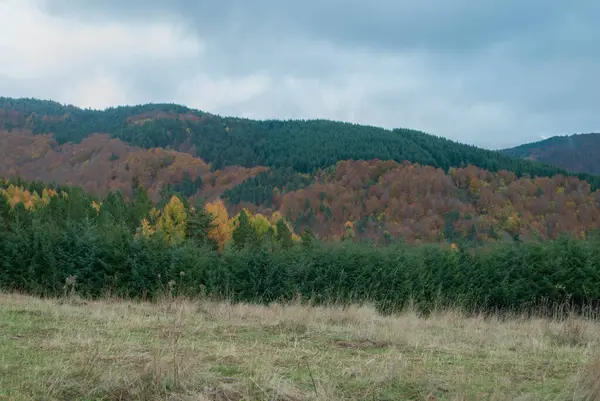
[0,0,598,149]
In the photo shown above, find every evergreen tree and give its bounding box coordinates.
[129,187,153,227]
[186,200,217,248]
[232,209,259,249]
[301,228,316,248]
[275,219,294,249]
[0,193,9,229]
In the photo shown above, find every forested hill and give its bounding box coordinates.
[502,133,600,175]
[1,96,597,185]
[3,96,600,244]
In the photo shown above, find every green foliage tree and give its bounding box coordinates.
[301,228,316,247]
[231,209,259,249]
[275,218,294,249]
[186,200,217,248]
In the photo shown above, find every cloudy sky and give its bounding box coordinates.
[0,0,598,149]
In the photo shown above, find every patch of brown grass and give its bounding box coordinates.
[1,293,599,400]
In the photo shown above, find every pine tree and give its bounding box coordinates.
[129,186,153,227]
[275,218,294,249]
[232,209,259,249]
[0,193,9,230]
[187,200,217,248]
[301,228,316,247]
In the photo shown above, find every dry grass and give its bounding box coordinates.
[1,293,600,400]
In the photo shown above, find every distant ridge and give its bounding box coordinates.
[502,132,600,175]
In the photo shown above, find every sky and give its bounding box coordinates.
[0,0,598,149]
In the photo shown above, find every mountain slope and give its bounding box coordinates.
[2,97,597,186]
[0,130,266,203]
[2,96,600,244]
[232,160,600,243]
[502,133,600,175]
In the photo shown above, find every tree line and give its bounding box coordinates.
[2,177,600,316]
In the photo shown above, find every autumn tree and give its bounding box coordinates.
[157,195,187,245]
[205,198,233,251]
[135,217,156,239]
[341,221,356,241]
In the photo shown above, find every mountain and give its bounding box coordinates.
[0,96,590,180]
[2,96,600,244]
[502,133,600,175]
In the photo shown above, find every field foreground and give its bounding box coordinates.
[1,294,600,400]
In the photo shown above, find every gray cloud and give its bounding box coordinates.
[45,1,574,53]
[1,0,598,149]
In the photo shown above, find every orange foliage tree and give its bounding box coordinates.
[205,198,233,251]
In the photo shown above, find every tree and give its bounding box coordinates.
[341,221,356,242]
[157,195,187,245]
[186,200,216,247]
[0,192,9,230]
[275,218,294,249]
[232,209,259,249]
[301,228,316,247]
[130,186,153,226]
[249,213,272,238]
[135,218,156,240]
[205,198,233,251]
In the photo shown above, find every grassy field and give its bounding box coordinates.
[1,293,600,400]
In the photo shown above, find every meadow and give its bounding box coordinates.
[1,292,600,401]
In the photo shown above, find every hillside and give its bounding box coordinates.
[2,96,600,244]
[0,130,266,203]
[224,160,600,243]
[0,96,591,180]
[502,133,600,175]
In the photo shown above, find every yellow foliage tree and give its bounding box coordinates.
[157,196,187,245]
[205,198,233,251]
[135,218,156,240]
[504,211,521,236]
[232,208,300,244]
[0,184,58,210]
[41,188,52,204]
[469,177,481,195]
[91,201,102,214]
[341,220,356,241]
[270,211,283,224]
[249,213,272,237]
